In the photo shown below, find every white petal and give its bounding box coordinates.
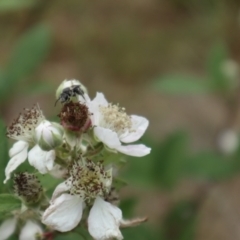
[4,141,28,183]
[116,144,151,157]
[9,140,28,158]
[42,194,84,232]
[88,197,123,240]
[120,115,149,143]
[19,220,42,240]
[28,145,55,174]
[51,180,71,203]
[49,164,67,179]
[0,218,17,240]
[94,127,121,149]
[77,93,91,104]
[87,92,109,126]
[92,92,108,106]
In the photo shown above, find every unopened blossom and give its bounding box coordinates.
[4,105,55,183]
[87,93,151,157]
[19,220,43,240]
[34,120,63,151]
[42,157,124,239]
[0,218,17,240]
[0,218,42,240]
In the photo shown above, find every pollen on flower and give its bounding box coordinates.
[14,172,43,204]
[67,157,112,201]
[99,104,132,135]
[58,101,92,132]
[7,104,44,142]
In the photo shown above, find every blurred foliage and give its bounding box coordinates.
[162,201,197,240]
[1,0,240,239]
[0,0,36,12]
[0,23,52,104]
[0,194,21,217]
[153,42,238,96]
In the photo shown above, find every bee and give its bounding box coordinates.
[55,85,85,106]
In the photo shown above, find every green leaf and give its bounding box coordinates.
[153,75,210,95]
[207,43,230,91]
[55,231,90,240]
[119,198,137,218]
[162,201,197,240]
[113,178,128,191]
[0,0,36,11]
[122,225,159,240]
[23,81,55,95]
[151,131,189,188]
[122,137,157,187]
[0,119,8,191]
[0,194,21,215]
[184,152,235,180]
[0,24,51,100]
[36,173,62,197]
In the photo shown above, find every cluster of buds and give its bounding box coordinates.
[2,79,151,240]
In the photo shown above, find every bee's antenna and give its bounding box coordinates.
[54,97,60,107]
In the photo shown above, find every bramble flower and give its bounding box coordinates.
[87,93,151,157]
[14,172,43,205]
[3,79,150,240]
[0,218,17,240]
[19,220,43,240]
[4,105,55,183]
[0,218,42,240]
[42,157,124,239]
[58,101,92,132]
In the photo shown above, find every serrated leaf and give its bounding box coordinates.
[153,75,210,95]
[0,24,51,100]
[0,194,21,215]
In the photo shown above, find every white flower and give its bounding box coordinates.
[0,218,17,240]
[87,93,151,157]
[34,120,63,151]
[19,220,43,240]
[42,158,123,239]
[4,105,55,183]
[0,219,42,240]
[88,197,123,240]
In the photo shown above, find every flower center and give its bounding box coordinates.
[67,158,111,201]
[14,172,43,204]
[99,104,132,135]
[58,102,91,132]
[7,105,44,142]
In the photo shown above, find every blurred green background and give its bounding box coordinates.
[1,0,240,239]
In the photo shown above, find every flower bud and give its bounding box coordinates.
[34,120,63,151]
[14,173,43,205]
[19,220,43,240]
